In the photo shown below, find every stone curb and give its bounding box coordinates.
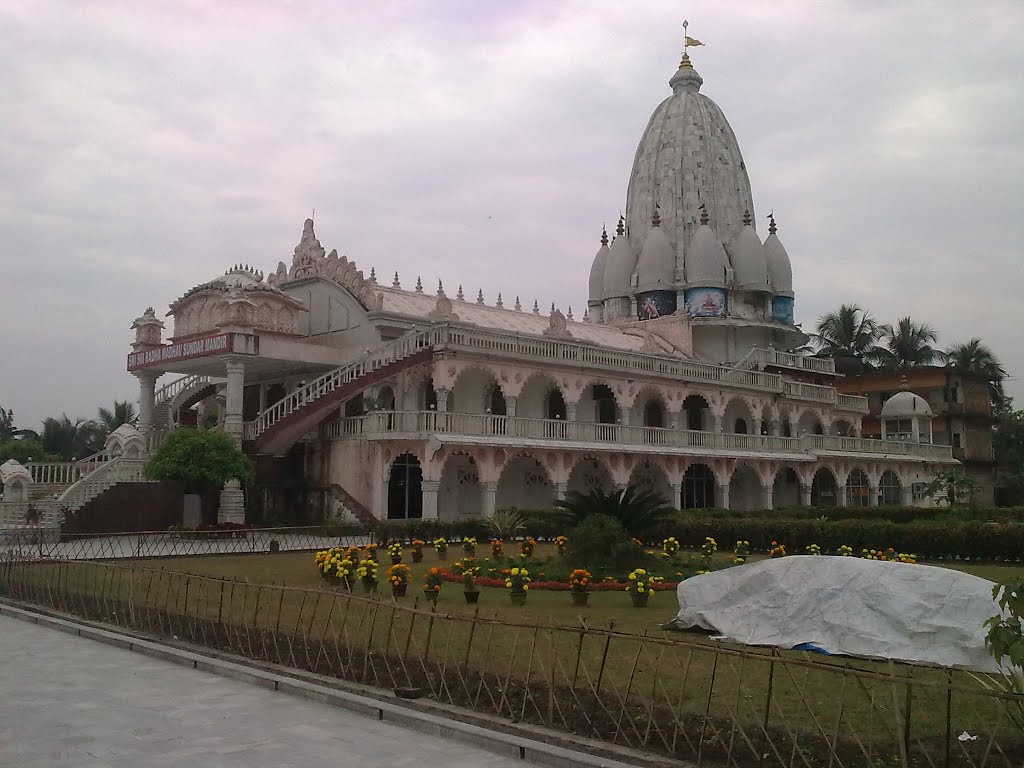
[0,600,689,768]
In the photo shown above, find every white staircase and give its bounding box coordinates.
[153,374,220,427]
[58,456,151,514]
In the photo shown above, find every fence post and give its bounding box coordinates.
[944,670,952,768]
[759,651,776,768]
[590,621,615,725]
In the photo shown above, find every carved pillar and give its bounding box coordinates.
[436,389,450,413]
[711,412,723,433]
[868,484,879,507]
[218,479,245,525]
[901,483,914,507]
[258,384,267,414]
[770,420,781,437]
[481,482,498,518]
[135,372,159,434]
[620,408,630,427]
[853,420,863,438]
[761,483,774,511]
[422,480,440,519]
[800,483,812,507]
[752,417,763,437]
[717,482,730,510]
[554,482,568,501]
[671,482,683,510]
[836,484,848,508]
[223,360,245,443]
[566,402,578,422]
[506,396,518,418]
[669,412,680,430]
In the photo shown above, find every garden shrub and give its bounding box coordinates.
[567,514,645,572]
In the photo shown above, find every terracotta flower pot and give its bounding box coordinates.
[509,592,527,607]
[390,555,402,565]
[630,593,650,608]
[411,552,423,563]
[392,583,408,598]
[423,589,439,603]
[464,590,480,604]
[570,591,590,607]
[362,579,377,594]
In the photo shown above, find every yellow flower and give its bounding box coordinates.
[648,589,654,596]
[628,573,636,580]
[523,585,529,590]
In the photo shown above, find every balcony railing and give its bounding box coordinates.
[322,410,953,461]
[782,380,836,404]
[836,393,870,413]
[743,348,836,375]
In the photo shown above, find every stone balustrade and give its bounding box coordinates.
[321,410,953,462]
[27,462,83,486]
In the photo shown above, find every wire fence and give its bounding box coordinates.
[1,557,1022,768]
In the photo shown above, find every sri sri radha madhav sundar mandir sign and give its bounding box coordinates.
[127,333,231,371]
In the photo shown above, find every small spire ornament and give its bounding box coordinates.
[369,266,377,282]
[392,271,401,289]
[567,306,574,321]
[514,296,522,312]
[437,279,444,296]
[456,285,465,301]
[415,276,423,293]
[533,300,540,315]
[496,292,504,308]
[476,289,484,304]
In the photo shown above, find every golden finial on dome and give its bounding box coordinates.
[680,20,704,68]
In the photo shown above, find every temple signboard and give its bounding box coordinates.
[127,333,232,370]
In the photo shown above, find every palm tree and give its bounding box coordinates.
[867,317,939,370]
[813,304,881,360]
[555,483,674,538]
[941,338,1009,411]
[40,415,104,461]
[0,407,38,442]
[97,401,138,434]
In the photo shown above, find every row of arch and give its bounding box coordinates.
[369,374,856,438]
[385,452,907,520]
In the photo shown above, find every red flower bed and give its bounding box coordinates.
[440,572,679,591]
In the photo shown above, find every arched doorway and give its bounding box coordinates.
[420,378,438,411]
[729,465,762,511]
[487,384,507,415]
[810,468,837,507]
[772,467,801,507]
[629,460,672,505]
[567,457,612,496]
[846,468,871,507]
[387,453,423,519]
[879,470,901,505]
[682,395,709,431]
[723,398,754,435]
[682,463,716,509]
[496,456,554,510]
[799,411,824,436]
[438,454,482,520]
[544,387,568,439]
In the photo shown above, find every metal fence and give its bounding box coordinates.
[1,557,1021,768]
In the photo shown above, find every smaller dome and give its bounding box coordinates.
[729,211,770,292]
[588,227,610,304]
[684,208,727,288]
[603,217,637,299]
[763,214,793,297]
[635,207,676,292]
[881,391,933,418]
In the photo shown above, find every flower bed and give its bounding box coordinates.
[440,571,678,591]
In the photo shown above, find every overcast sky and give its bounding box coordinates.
[1,0,1022,429]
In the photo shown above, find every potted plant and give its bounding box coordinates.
[363,543,379,562]
[733,540,751,564]
[568,568,592,607]
[462,564,481,604]
[357,557,378,593]
[387,542,403,565]
[386,563,410,598]
[433,537,449,561]
[411,539,425,563]
[520,536,537,558]
[316,548,354,590]
[626,569,654,608]
[423,567,444,602]
[489,539,504,558]
[462,536,477,556]
[505,566,530,606]
[554,535,568,557]
[700,537,717,569]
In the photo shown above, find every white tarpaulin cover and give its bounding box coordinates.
[670,556,1001,672]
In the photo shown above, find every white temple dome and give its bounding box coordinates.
[763,214,794,297]
[684,210,727,288]
[624,54,755,272]
[588,227,610,304]
[881,391,933,418]
[729,211,770,292]
[635,208,675,292]
[603,218,636,299]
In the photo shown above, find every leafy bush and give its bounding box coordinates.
[556,484,674,537]
[143,428,252,493]
[567,514,646,572]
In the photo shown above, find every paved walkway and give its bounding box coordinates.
[0,615,530,767]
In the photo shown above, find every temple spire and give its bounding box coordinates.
[392,271,401,289]
[476,289,484,304]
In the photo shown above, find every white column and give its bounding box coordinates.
[711,412,723,433]
[223,360,245,443]
[911,418,921,444]
[258,384,267,414]
[868,484,879,507]
[136,372,158,434]
[760,483,774,511]
[800,483,812,506]
[900,483,913,506]
[753,417,763,437]
[717,482,730,510]
[770,420,781,437]
[554,482,568,501]
[566,402,578,421]
[482,482,498,518]
[836,484,848,507]
[506,396,518,418]
[669,412,680,430]
[422,480,439,519]
[620,408,630,427]
[671,482,683,510]
[436,389,450,412]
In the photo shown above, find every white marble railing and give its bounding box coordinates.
[743,348,836,374]
[154,374,216,406]
[0,501,64,529]
[27,462,82,486]
[323,410,953,461]
[837,393,870,413]
[58,458,149,513]
[782,380,836,404]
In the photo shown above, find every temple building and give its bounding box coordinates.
[62,46,956,524]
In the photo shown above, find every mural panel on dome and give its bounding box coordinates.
[772,296,795,325]
[636,290,677,321]
[685,288,726,318]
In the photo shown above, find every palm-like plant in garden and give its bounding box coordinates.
[867,316,939,370]
[555,483,674,538]
[813,304,881,361]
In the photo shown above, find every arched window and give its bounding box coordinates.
[682,464,716,509]
[592,384,616,425]
[487,385,507,416]
[388,454,423,519]
[546,388,567,420]
[846,469,870,507]
[682,395,708,431]
[734,418,748,435]
[644,400,664,428]
[879,470,901,505]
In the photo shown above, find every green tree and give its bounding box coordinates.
[0,438,57,464]
[812,304,881,360]
[97,401,139,434]
[40,415,103,461]
[867,316,939,370]
[143,428,253,494]
[924,467,980,507]
[994,410,1024,506]
[942,338,1010,412]
[555,483,674,538]
[0,407,37,442]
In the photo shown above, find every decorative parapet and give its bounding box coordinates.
[131,307,164,350]
[0,459,31,502]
